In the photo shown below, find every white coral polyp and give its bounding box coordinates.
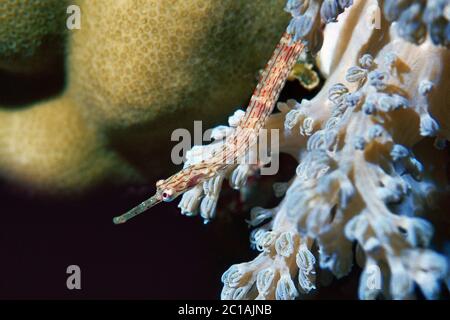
[174,0,449,300]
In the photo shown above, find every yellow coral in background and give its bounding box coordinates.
[0,0,67,74]
[0,0,290,194]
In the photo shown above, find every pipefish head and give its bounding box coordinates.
[113,168,206,225]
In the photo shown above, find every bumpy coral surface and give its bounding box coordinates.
[0,0,290,193]
[68,0,290,129]
[134,0,449,299]
[0,0,67,74]
[0,95,133,191]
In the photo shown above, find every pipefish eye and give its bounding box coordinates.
[161,189,174,202]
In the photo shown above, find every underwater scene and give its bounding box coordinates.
[0,0,449,302]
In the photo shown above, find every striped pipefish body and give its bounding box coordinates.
[114,32,304,224]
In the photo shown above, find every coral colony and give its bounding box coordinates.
[116,0,450,299]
